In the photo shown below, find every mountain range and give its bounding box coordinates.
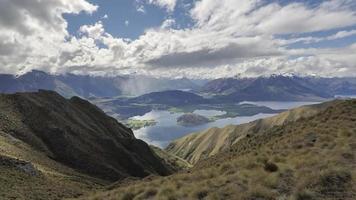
[201,75,356,102]
[2,71,356,103]
[0,70,200,98]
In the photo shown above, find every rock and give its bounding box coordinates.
[0,155,39,176]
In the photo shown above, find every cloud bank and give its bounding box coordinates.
[0,0,356,78]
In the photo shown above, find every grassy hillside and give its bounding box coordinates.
[150,146,192,172]
[0,130,105,200]
[78,100,356,200]
[0,90,172,199]
[166,101,332,164]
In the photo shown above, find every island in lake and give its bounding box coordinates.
[177,113,212,126]
[125,119,157,130]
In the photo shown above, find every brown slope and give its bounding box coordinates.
[0,90,170,181]
[166,101,332,164]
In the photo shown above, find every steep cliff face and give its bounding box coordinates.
[0,90,170,181]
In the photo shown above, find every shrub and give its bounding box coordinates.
[264,162,278,172]
[191,188,208,200]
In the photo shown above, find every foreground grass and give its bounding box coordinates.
[78,100,356,200]
[0,132,105,200]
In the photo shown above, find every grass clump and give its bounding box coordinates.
[243,185,276,200]
[121,191,135,200]
[319,169,352,194]
[190,188,208,200]
[264,162,278,172]
[293,190,316,200]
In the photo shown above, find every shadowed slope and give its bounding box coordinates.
[0,90,170,181]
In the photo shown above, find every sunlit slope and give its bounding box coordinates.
[166,101,333,164]
[79,100,356,200]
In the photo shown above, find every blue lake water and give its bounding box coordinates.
[238,101,321,110]
[132,101,323,148]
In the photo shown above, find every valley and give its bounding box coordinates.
[1,1,356,199]
[0,72,356,200]
[0,90,355,200]
[78,99,356,200]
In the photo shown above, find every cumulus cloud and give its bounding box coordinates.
[0,0,356,78]
[135,0,176,12]
[148,0,177,12]
[0,0,97,74]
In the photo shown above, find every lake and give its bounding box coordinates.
[132,101,323,148]
[238,101,321,110]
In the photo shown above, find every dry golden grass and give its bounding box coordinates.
[78,100,356,200]
[166,101,332,165]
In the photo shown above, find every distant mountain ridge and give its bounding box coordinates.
[129,90,208,106]
[201,75,356,102]
[0,70,122,98]
[2,71,356,102]
[0,70,201,98]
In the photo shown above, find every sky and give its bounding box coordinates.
[0,0,355,79]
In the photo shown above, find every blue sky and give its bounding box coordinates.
[63,0,356,51]
[0,0,356,78]
[65,0,194,39]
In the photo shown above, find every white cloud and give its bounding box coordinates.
[326,29,356,40]
[136,5,146,13]
[79,21,105,39]
[102,14,108,19]
[160,18,175,29]
[148,0,177,12]
[0,0,98,74]
[125,20,130,26]
[0,0,356,78]
[279,29,356,45]
[254,1,356,34]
